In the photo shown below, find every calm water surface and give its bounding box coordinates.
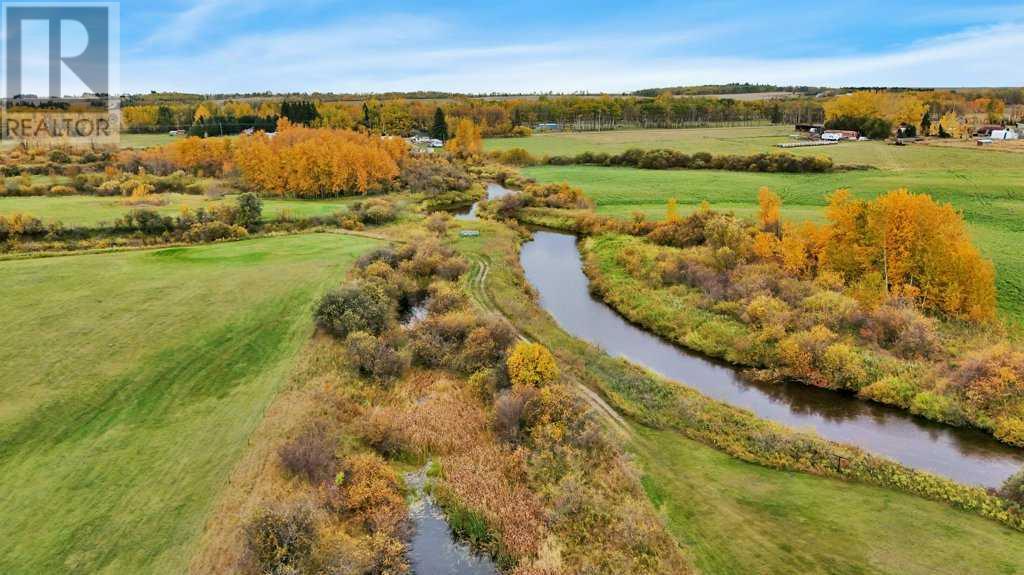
[405,469,498,575]
[452,183,515,221]
[520,229,1024,487]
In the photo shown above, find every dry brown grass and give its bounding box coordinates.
[439,445,548,559]
[187,335,346,574]
[919,137,1024,153]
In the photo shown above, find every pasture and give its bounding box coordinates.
[0,193,368,228]
[488,125,1024,172]
[120,133,241,149]
[635,427,1024,575]
[0,233,381,574]
[0,133,236,150]
[518,140,1024,324]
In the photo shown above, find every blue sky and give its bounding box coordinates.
[58,0,1024,93]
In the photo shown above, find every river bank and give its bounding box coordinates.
[450,219,1024,571]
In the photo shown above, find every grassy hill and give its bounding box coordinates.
[0,233,380,574]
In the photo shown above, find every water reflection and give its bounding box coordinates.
[453,183,515,221]
[405,468,498,575]
[520,230,1024,487]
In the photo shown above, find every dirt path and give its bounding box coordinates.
[465,255,632,439]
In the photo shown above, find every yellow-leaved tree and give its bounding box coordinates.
[507,342,559,388]
[193,103,212,124]
[666,198,681,222]
[820,188,995,320]
[446,118,482,158]
[758,187,781,237]
[937,111,963,138]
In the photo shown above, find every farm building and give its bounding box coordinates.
[990,129,1020,140]
[973,124,1004,137]
[822,129,858,141]
[795,123,824,133]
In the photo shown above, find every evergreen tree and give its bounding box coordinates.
[920,110,932,136]
[156,105,175,128]
[362,103,372,130]
[431,107,448,141]
[280,100,320,126]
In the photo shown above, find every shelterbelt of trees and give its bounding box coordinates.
[123,121,408,198]
[120,93,823,136]
[822,89,1022,138]
[119,87,1023,140]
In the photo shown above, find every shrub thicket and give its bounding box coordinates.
[506,342,559,388]
[344,331,409,382]
[278,424,337,484]
[244,503,318,573]
[544,148,833,173]
[314,282,395,339]
[825,115,893,139]
[1001,468,1024,506]
[400,154,472,196]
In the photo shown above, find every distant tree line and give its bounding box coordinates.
[632,83,828,97]
[120,93,827,136]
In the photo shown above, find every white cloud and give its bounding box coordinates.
[121,18,1024,93]
[140,0,272,48]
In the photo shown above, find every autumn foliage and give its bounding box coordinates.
[445,118,483,159]
[819,189,995,321]
[233,121,407,198]
[124,121,408,198]
[506,342,560,388]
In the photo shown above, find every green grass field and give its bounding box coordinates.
[520,160,1024,324]
[634,427,1024,575]
[0,233,380,574]
[119,133,241,149]
[0,193,367,227]
[455,220,1024,574]
[0,133,236,150]
[487,125,1024,172]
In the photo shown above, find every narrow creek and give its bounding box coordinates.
[518,229,1024,487]
[450,183,515,220]
[405,467,498,575]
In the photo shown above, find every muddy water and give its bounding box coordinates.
[520,229,1024,487]
[405,468,498,575]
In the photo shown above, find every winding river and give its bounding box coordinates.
[514,222,1024,488]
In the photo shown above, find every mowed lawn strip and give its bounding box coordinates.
[0,233,381,574]
[521,165,1024,324]
[0,193,366,228]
